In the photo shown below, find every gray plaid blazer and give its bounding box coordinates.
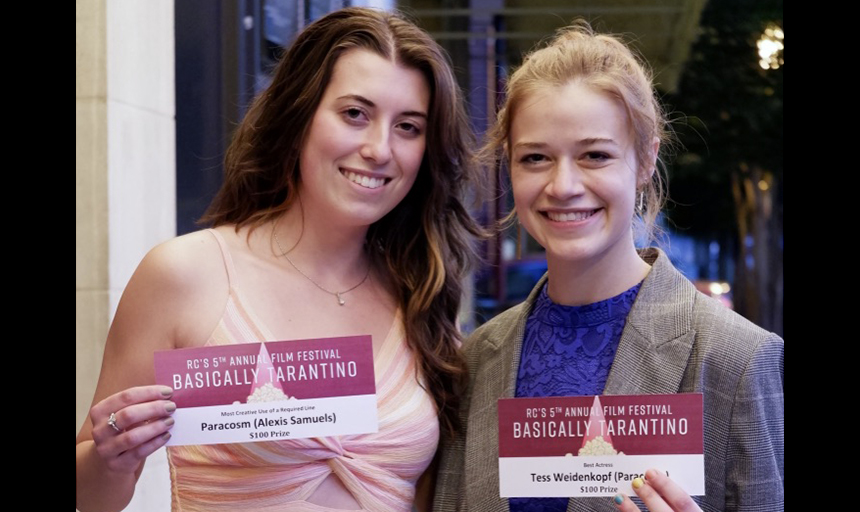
[434,249,784,512]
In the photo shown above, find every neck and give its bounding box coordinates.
[545,242,651,306]
[272,203,371,284]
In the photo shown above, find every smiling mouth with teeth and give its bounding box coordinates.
[545,209,599,222]
[342,170,388,190]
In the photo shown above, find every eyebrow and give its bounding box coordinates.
[337,94,427,118]
[512,138,619,151]
[580,137,619,146]
[512,142,549,151]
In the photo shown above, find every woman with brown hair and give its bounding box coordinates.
[76,8,481,512]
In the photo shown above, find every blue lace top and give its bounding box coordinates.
[509,280,642,512]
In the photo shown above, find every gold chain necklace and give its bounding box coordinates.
[273,224,370,306]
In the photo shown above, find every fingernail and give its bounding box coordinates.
[161,432,171,441]
[164,417,175,427]
[613,494,624,505]
[632,478,644,490]
[166,402,177,413]
[645,469,657,480]
[160,386,173,397]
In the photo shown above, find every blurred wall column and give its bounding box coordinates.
[468,0,502,137]
[467,0,503,331]
[76,0,110,434]
[106,0,176,319]
[76,0,176,509]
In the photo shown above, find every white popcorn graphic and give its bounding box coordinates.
[578,435,625,456]
[576,396,624,456]
[245,343,291,403]
[247,381,292,403]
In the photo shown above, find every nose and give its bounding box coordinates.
[359,124,392,165]
[546,159,584,199]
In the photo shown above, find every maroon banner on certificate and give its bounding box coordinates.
[154,335,377,446]
[498,394,704,498]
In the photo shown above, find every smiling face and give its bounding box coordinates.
[510,81,644,275]
[298,48,430,230]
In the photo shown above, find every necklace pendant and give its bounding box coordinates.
[337,292,345,306]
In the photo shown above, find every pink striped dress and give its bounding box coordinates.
[166,230,439,511]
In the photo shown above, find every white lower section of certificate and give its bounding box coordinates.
[166,394,378,446]
[499,455,704,497]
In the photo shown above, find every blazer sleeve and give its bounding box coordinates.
[433,337,480,512]
[724,333,784,512]
[434,415,467,511]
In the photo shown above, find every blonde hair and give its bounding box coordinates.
[484,21,669,242]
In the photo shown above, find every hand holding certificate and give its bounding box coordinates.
[613,468,704,512]
[85,385,176,473]
[497,394,705,499]
[154,335,378,446]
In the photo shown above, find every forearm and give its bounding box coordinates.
[76,440,140,512]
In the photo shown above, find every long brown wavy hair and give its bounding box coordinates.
[202,7,482,434]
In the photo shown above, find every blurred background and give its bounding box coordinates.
[76,1,782,508]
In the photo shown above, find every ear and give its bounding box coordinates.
[638,136,660,185]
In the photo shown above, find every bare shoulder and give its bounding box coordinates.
[138,230,227,292]
[111,229,231,352]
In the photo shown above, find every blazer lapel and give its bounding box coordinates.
[604,248,697,396]
[568,249,698,512]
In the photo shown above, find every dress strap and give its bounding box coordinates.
[206,228,236,289]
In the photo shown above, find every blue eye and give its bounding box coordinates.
[583,151,610,162]
[519,153,547,164]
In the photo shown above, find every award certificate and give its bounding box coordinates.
[154,335,376,446]
[498,393,704,498]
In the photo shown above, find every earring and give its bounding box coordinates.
[516,221,523,260]
[637,191,645,213]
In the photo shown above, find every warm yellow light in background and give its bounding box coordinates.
[708,282,732,296]
[758,24,784,70]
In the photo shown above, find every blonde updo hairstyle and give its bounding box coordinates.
[485,21,669,242]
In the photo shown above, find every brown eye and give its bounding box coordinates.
[342,107,367,123]
[397,121,422,137]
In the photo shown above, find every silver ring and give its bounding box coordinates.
[108,412,122,433]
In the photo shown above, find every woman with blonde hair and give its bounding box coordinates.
[76,8,481,512]
[434,22,783,512]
